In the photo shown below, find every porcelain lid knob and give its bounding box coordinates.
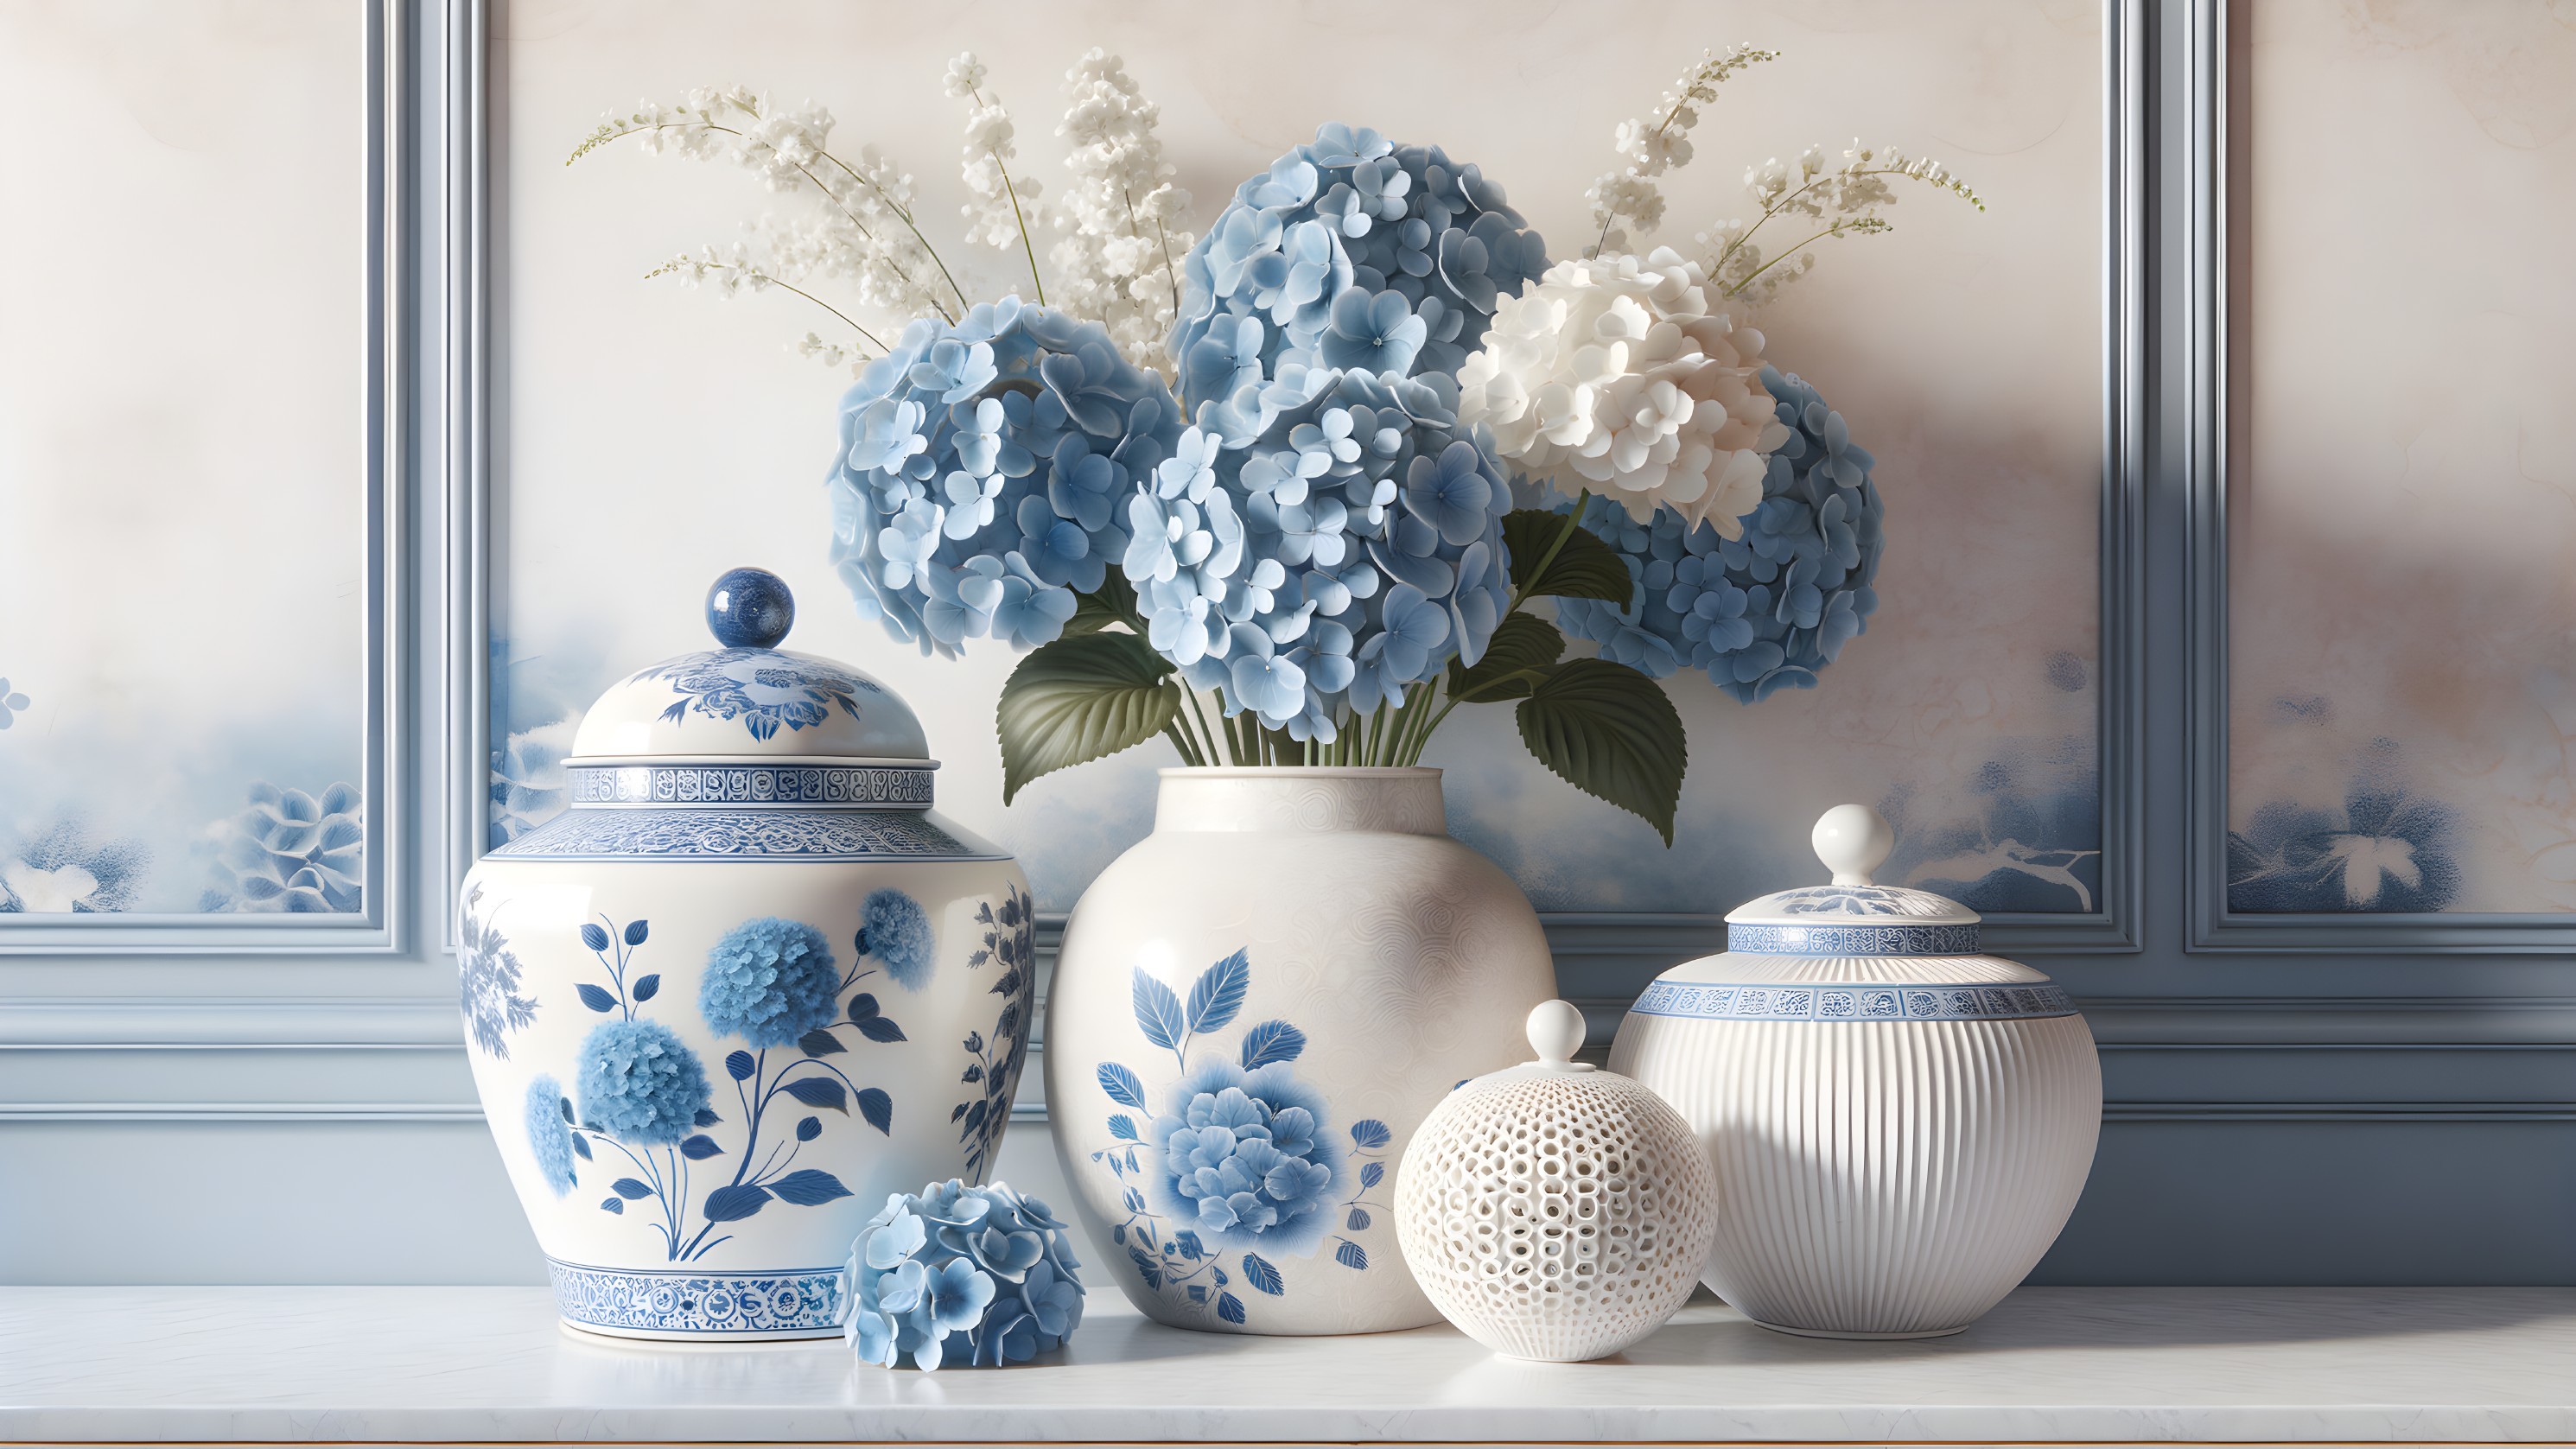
[1525,1000,1589,1071]
[1812,803,1895,886]
[706,567,795,651]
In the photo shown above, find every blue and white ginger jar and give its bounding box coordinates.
[1609,804,2102,1340]
[458,569,1034,1341]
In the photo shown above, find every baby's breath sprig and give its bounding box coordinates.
[1584,42,1781,258]
[1700,140,1985,304]
[644,245,887,359]
[945,53,1046,305]
[569,86,967,363]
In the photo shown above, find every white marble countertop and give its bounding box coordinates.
[5,1286,2576,1446]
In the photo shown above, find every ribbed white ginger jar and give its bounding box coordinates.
[457,569,1034,1342]
[1396,1001,1717,1362]
[1608,804,2102,1339]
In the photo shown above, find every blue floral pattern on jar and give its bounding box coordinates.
[1091,947,1385,1327]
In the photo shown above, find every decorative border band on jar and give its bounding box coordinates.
[1726,921,1981,956]
[546,1258,847,1337]
[568,764,935,809]
[1630,980,2077,1023]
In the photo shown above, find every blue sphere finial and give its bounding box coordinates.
[707,568,794,650]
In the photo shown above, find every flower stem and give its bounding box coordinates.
[971,87,1046,305]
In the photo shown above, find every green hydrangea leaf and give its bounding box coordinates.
[1515,658,1686,845]
[1502,509,1632,603]
[997,632,1179,803]
[1447,612,1567,704]
[1064,573,1145,638]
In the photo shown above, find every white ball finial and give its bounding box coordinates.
[1526,1000,1587,1066]
[1812,804,1894,886]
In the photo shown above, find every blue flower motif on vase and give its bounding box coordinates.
[0,677,29,729]
[525,1074,579,1197]
[633,649,877,742]
[0,818,149,913]
[1090,948,1387,1328]
[954,885,1036,1181]
[198,781,363,912]
[457,881,538,1057]
[2228,749,2461,912]
[549,910,899,1262]
[700,917,841,1046]
[859,887,938,990]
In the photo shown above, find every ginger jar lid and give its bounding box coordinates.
[569,569,929,763]
[1722,803,1981,957]
[1625,805,2076,1026]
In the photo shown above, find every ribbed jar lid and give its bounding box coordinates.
[1721,804,1980,957]
[567,568,929,764]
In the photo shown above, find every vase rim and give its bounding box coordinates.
[1154,766,1442,779]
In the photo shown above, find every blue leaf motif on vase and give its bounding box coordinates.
[633,648,877,741]
[457,882,538,1058]
[1085,947,1388,1329]
[953,884,1036,1181]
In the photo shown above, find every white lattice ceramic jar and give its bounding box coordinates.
[1609,804,2102,1339]
[1396,1001,1717,1362]
[1046,766,1555,1336]
[457,569,1035,1342]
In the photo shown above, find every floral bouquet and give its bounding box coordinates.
[843,1179,1087,1370]
[576,46,1978,842]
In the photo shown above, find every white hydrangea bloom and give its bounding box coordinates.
[1051,48,1193,378]
[1456,247,1790,536]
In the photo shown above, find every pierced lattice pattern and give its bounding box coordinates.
[1395,1071,1715,1362]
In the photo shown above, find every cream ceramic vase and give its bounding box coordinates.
[457,569,1035,1341]
[1046,767,1555,1336]
[1609,804,2102,1340]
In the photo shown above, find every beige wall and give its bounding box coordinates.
[2228,0,2576,912]
[496,0,2109,913]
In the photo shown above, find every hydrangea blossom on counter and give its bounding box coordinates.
[828,297,1183,656]
[844,1179,1087,1370]
[1170,123,1549,410]
[1552,366,1883,702]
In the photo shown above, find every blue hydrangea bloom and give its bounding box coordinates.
[575,1018,711,1145]
[1553,367,1885,703]
[1171,124,1547,410]
[844,1179,1085,1370]
[858,887,937,991]
[1122,368,1512,739]
[828,298,1185,658]
[700,917,840,1046]
[524,1074,576,1197]
[1145,1059,1345,1256]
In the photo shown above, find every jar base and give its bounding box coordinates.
[558,1318,845,1345]
[1748,1317,1970,1340]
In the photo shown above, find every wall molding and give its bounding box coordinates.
[0,0,419,957]
[2181,0,2576,955]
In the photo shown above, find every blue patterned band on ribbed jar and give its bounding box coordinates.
[1630,980,2077,1023]
[569,763,934,808]
[547,1259,847,1338]
[1727,921,1981,956]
